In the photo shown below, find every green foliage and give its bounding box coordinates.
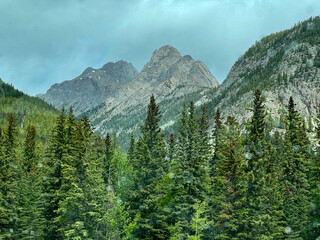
[1,75,320,239]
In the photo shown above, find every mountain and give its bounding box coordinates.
[40,16,320,148]
[40,45,219,147]
[39,60,138,116]
[197,16,320,128]
[0,79,58,139]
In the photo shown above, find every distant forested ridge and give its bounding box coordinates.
[0,86,319,239]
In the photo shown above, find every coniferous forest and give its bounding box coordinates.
[0,89,320,239]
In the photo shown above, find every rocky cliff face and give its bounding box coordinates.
[40,60,138,115]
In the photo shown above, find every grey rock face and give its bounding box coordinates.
[40,61,138,115]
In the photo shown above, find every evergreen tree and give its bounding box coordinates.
[209,116,249,239]
[250,88,265,142]
[211,108,223,176]
[43,107,67,239]
[310,103,320,238]
[282,96,311,239]
[167,133,176,163]
[104,132,114,185]
[0,113,19,238]
[169,102,209,238]
[130,95,168,239]
[128,132,135,162]
[245,89,283,239]
[24,124,37,172]
[198,107,211,168]
[18,124,45,239]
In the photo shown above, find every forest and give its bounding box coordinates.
[0,89,319,239]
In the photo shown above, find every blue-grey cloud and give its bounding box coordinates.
[0,0,319,95]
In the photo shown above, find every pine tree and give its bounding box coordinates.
[0,113,19,238]
[209,116,249,239]
[129,95,168,239]
[18,124,45,239]
[250,88,265,142]
[310,103,320,238]
[169,102,210,238]
[128,132,135,162]
[140,95,167,176]
[187,200,210,240]
[211,108,223,176]
[167,133,176,163]
[104,132,114,185]
[282,96,311,239]
[198,107,211,169]
[52,107,86,239]
[245,89,283,239]
[43,107,67,239]
[24,124,37,172]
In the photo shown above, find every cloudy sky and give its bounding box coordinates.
[0,0,319,95]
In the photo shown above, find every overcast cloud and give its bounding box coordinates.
[0,0,319,95]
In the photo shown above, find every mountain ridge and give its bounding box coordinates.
[39,16,320,148]
[39,45,219,146]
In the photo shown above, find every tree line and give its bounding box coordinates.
[0,89,319,239]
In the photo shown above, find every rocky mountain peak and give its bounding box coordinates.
[82,67,95,75]
[150,45,181,61]
[101,60,139,80]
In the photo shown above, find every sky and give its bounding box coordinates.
[0,0,319,96]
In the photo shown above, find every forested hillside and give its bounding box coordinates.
[0,79,58,141]
[0,88,319,239]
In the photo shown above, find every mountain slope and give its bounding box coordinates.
[0,79,58,140]
[40,60,139,116]
[197,16,320,128]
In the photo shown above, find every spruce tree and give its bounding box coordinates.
[130,95,168,239]
[169,102,210,238]
[282,96,311,239]
[18,124,45,239]
[104,132,114,185]
[198,107,211,169]
[43,107,67,239]
[211,108,223,176]
[245,89,283,239]
[310,103,320,238]
[209,116,249,239]
[167,133,176,163]
[0,113,19,238]
[128,132,135,162]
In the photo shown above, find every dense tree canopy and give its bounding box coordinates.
[0,89,319,239]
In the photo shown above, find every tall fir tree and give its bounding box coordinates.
[128,132,135,162]
[167,133,176,163]
[245,89,283,239]
[18,124,45,239]
[310,103,320,238]
[130,95,168,239]
[168,102,210,238]
[211,108,223,176]
[208,116,249,239]
[0,113,20,238]
[282,96,311,239]
[43,107,67,239]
